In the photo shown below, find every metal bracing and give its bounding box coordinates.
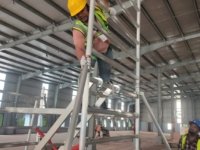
[113,32,200,59]
[35,65,88,150]
[140,92,171,150]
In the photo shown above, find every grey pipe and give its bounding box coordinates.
[140,92,171,150]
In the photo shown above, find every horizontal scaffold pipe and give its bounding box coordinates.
[88,107,137,118]
[86,135,138,145]
[93,50,138,80]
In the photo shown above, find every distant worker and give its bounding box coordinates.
[67,0,112,84]
[95,124,102,137]
[178,119,200,150]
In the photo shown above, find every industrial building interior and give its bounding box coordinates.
[0,0,200,149]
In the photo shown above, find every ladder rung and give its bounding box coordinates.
[0,141,37,148]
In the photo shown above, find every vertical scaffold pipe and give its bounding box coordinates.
[64,64,88,150]
[79,0,95,150]
[135,0,141,150]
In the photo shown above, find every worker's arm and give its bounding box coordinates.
[72,29,86,60]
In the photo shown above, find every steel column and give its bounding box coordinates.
[54,85,59,108]
[14,76,22,107]
[170,81,176,135]
[157,69,163,132]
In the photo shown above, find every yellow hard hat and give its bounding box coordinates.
[67,0,87,16]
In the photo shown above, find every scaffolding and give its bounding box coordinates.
[0,0,172,150]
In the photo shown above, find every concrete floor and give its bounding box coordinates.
[0,131,176,150]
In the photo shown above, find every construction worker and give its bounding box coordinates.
[178,119,200,150]
[67,0,112,84]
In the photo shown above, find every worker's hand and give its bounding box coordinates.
[109,7,116,16]
[80,55,86,68]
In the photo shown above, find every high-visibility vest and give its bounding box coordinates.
[181,134,200,150]
[72,6,109,38]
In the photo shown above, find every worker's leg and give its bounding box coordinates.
[97,46,113,82]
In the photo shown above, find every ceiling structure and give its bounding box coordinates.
[1,0,200,102]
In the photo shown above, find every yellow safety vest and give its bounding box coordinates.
[181,134,200,150]
[72,6,109,37]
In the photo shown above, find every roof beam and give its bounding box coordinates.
[113,32,200,59]
[0,21,73,51]
[14,0,55,24]
[145,83,200,94]
[44,0,70,17]
[141,72,200,85]
[21,62,79,80]
[143,58,200,74]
